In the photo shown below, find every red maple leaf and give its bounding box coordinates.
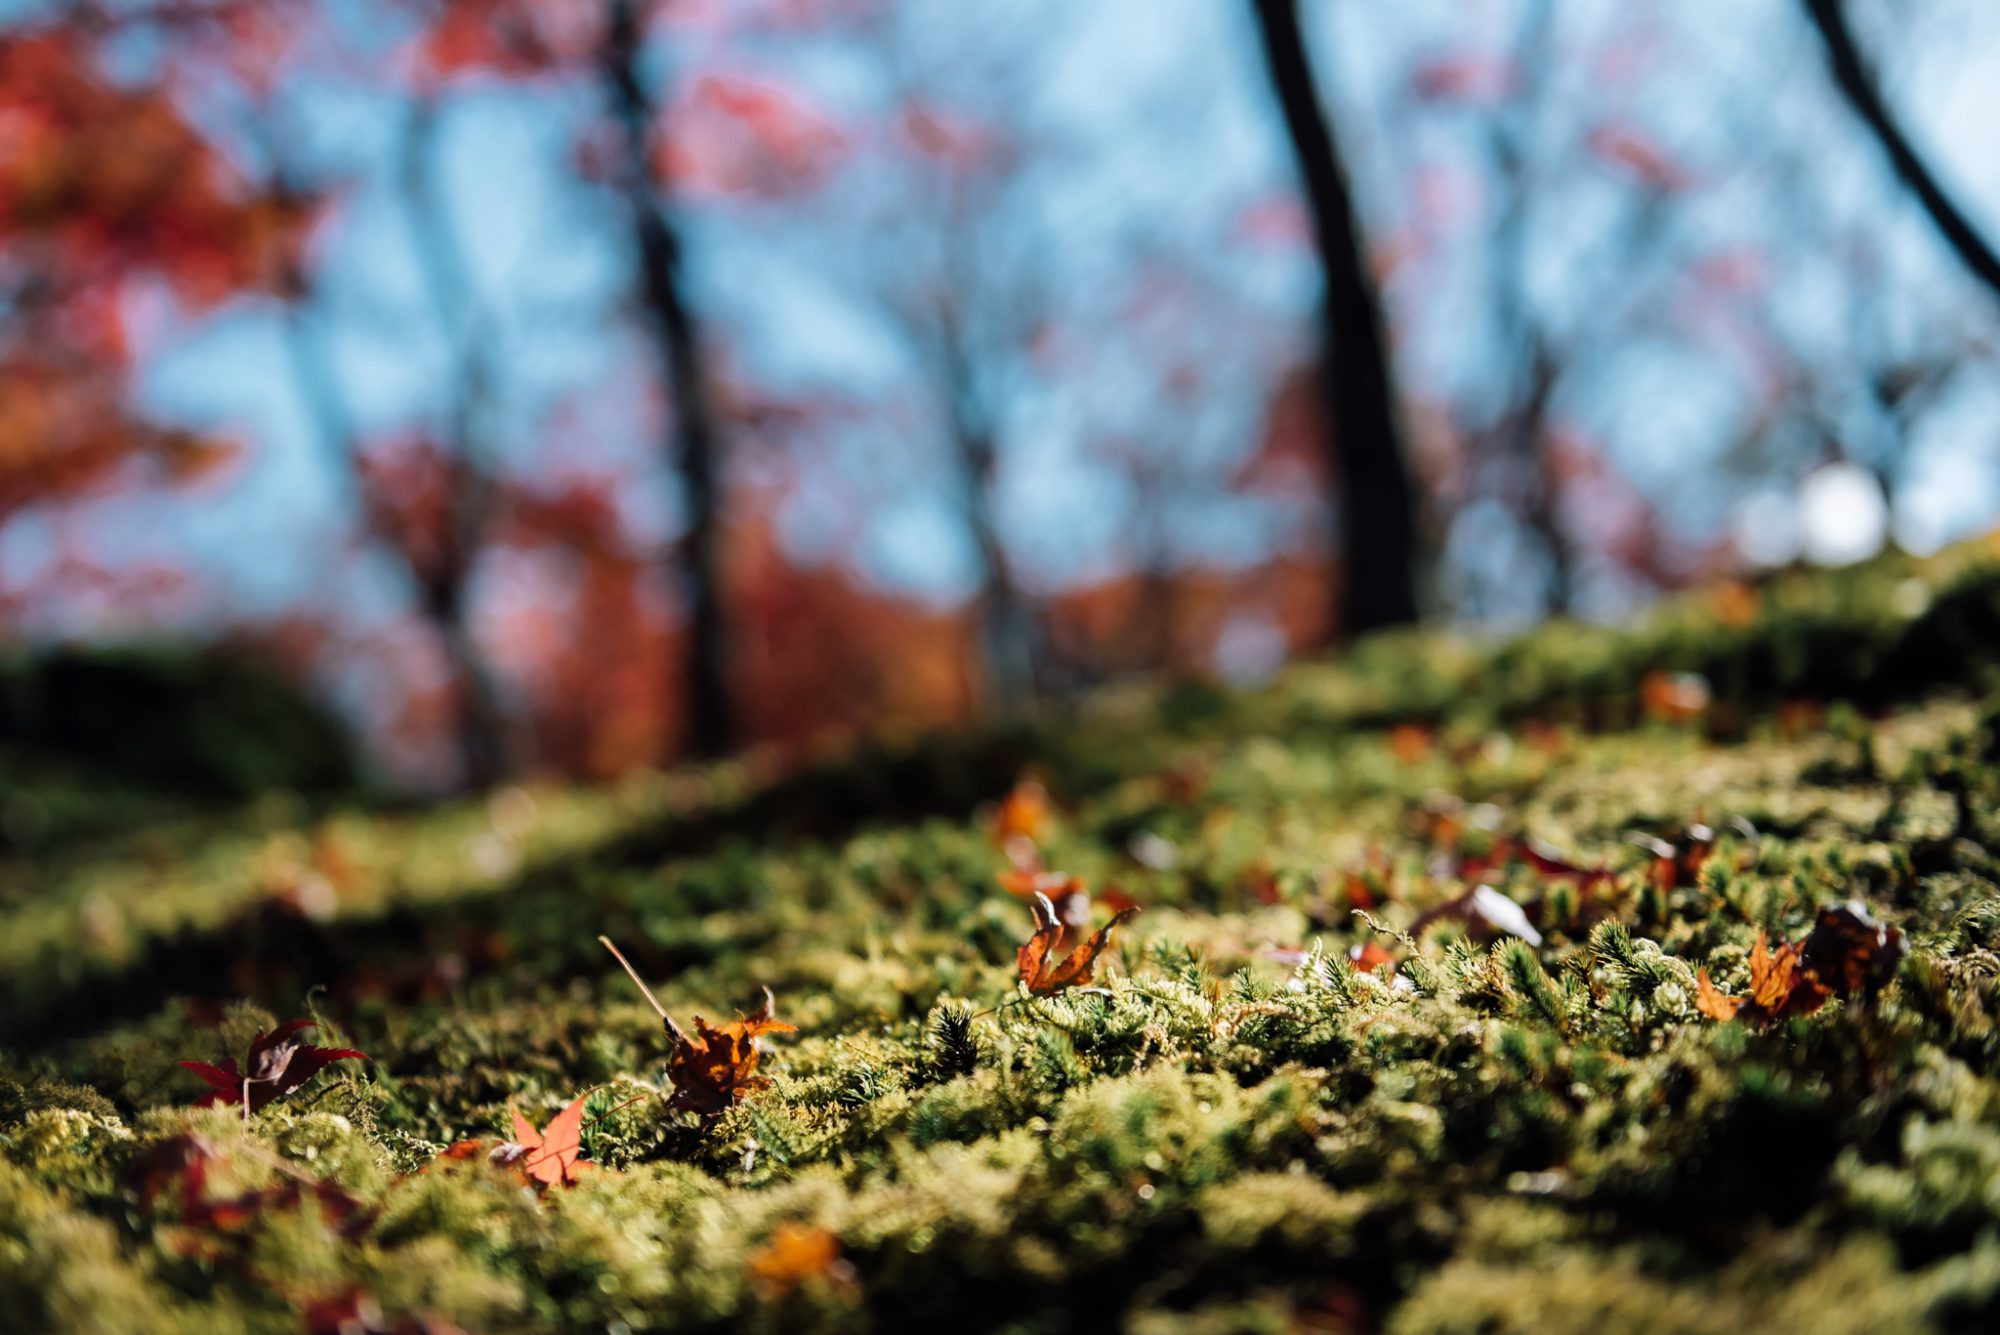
[179,1020,365,1118]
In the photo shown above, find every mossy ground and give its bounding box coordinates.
[8,540,2000,1333]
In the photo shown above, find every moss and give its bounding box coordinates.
[6,538,2000,1327]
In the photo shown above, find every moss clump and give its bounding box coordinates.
[6,537,2000,1329]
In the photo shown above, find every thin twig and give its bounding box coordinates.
[579,1094,649,1133]
[598,936,686,1039]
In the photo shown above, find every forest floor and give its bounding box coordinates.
[8,538,2000,1333]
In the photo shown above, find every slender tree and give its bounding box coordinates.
[599,0,736,758]
[1803,0,2000,304]
[1481,0,1573,614]
[1247,0,1420,636]
[394,99,514,785]
[253,98,513,789]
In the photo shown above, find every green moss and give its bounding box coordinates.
[6,538,2000,1328]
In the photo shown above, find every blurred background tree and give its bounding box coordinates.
[2,0,1997,795]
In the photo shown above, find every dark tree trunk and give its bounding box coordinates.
[1248,0,1421,637]
[935,305,1036,713]
[417,556,510,790]
[1804,0,2000,303]
[601,0,735,759]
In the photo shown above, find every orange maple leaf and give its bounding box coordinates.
[1695,930,1830,1025]
[747,1222,852,1298]
[664,995,796,1115]
[1693,967,1743,1022]
[600,938,796,1115]
[508,1093,591,1188]
[1017,891,1139,996]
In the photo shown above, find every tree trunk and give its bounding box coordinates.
[1248,0,1421,637]
[934,300,1036,712]
[601,0,735,759]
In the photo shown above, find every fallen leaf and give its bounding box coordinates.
[1694,968,1742,1021]
[130,1133,219,1216]
[747,1222,854,1298]
[990,779,1051,845]
[665,992,797,1114]
[1350,941,1394,973]
[179,1020,366,1118]
[998,868,1092,936]
[1389,723,1433,764]
[600,937,797,1116]
[1017,891,1139,995]
[509,1093,592,1188]
[1801,900,1907,997]
[1696,930,1831,1026]
[1641,670,1712,724]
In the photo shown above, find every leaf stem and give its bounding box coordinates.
[599,935,687,1041]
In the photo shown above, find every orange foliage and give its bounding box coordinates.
[990,778,1052,844]
[747,1222,852,1298]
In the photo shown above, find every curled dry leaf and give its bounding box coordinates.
[599,937,796,1115]
[664,992,797,1115]
[998,867,1092,945]
[1017,891,1139,996]
[179,1020,366,1119]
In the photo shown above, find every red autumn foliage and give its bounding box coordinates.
[1585,123,1694,192]
[179,1020,366,1118]
[0,30,283,527]
[657,76,847,200]
[1407,52,1518,105]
